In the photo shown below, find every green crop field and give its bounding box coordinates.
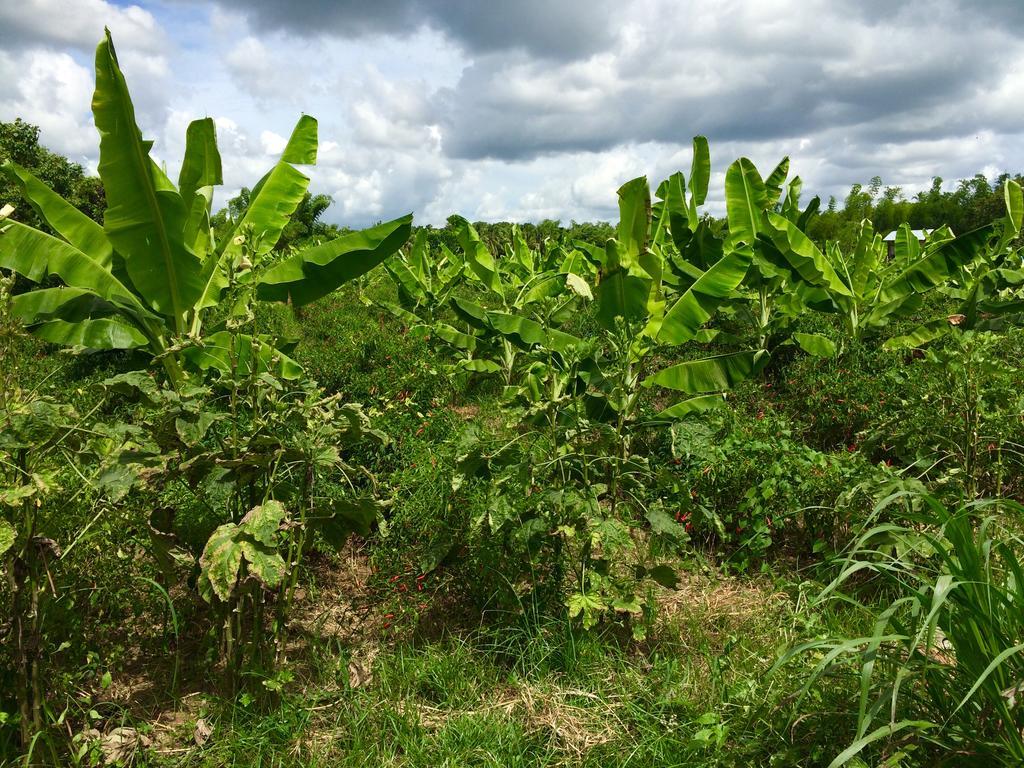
[1,27,1024,768]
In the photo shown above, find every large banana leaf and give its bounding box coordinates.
[224,161,310,260]
[93,31,203,323]
[849,221,880,297]
[486,311,546,348]
[658,247,751,344]
[450,297,491,332]
[882,319,949,350]
[793,332,837,358]
[183,331,303,379]
[880,225,992,303]
[1004,179,1023,233]
[384,258,424,303]
[617,177,651,259]
[725,158,768,246]
[178,118,222,224]
[597,240,652,330]
[655,393,728,420]
[764,157,790,207]
[432,323,478,352]
[765,212,852,295]
[689,136,711,211]
[245,115,318,203]
[11,287,111,324]
[484,311,582,354]
[893,224,920,263]
[30,318,147,349]
[0,219,146,313]
[781,176,803,221]
[280,114,318,165]
[256,214,412,306]
[645,350,768,393]
[407,229,431,290]
[453,217,502,296]
[2,162,112,265]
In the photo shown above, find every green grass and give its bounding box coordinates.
[115,569,862,768]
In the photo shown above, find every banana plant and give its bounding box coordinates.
[0,31,412,389]
[605,174,767,419]
[648,142,825,355]
[886,180,1024,349]
[376,228,466,325]
[455,170,764,635]
[782,221,954,357]
[687,151,841,356]
[420,217,591,386]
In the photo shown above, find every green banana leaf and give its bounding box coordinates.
[433,323,479,352]
[645,349,769,393]
[793,332,837,358]
[93,31,203,323]
[597,266,652,331]
[457,358,502,374]
[765,212,853,295]
[655,393,728,420]
[280,114,318,164]
[2,161,112,265]
[658,247,751,345]
[883,320,951,350]
[30,317,147,349]
[226,161,310,260]
[764,157,790,207]
[0,219,147,314]
[725,158,768,246]
[183,331,303,379]
[256,214,412,306]
[178,118,222,226]
[617,177,651,259]
[1004,179,1023,233]
[11,286,112,324]
[689,136,711,222]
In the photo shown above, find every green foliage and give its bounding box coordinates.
[6,56,1024,768]
[0,32,411,389]
[101,349,387,691]
[667,410,892,566]
[0,273,129,754]
[878,330,1024,499]
[777,495,1024,766]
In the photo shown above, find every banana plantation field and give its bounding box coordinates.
[3,32,1024,768]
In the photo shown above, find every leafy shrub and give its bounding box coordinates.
[875,329,1024,501]
[665,410,892,567]
[771,341,911,451]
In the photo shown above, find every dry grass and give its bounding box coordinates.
[657,568,789,624]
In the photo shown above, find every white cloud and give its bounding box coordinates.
[3,0,1024,228]
[0,0,163,52]
[0,49,95,157]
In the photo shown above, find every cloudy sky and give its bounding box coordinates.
[1,0,1022,227]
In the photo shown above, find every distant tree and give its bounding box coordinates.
[0,118,105,230]
[565,219,615,246]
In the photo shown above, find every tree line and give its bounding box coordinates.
[3,118,1020,253]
